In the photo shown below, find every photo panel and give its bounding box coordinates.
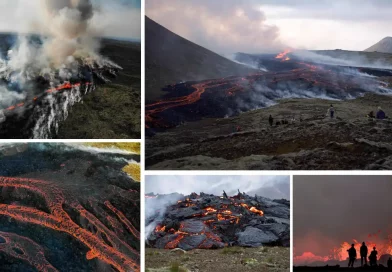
[293,175,392,271]
[0,142,140,271]
[145,174,290,272]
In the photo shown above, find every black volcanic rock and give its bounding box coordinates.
[237,226,278,247]
[145,16,256,101]
[146,192,290,250]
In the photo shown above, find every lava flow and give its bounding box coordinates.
[0,177,140,272]
[3,82,92,113]
[146,191,290,250]
[146,55,392,131]
[275,49,293,61]
[294,232,392,266]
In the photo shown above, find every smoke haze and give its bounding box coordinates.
[294,176,392,264]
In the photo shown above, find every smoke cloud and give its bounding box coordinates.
[146,0,284,54]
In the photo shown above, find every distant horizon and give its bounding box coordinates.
[146,1,392,55]
[146,16,386,56]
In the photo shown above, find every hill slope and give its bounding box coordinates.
[56,39,141,139]
[365,37,392,53]
[145,16,256,101]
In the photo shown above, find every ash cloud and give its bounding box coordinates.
[294,176,392,262]
[146,0,284,55]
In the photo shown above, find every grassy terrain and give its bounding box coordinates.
[146,93,392,170]
[56,39,141,139]
[145,247,290,272]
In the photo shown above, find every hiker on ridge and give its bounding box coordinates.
[360,242,368,266]
[327,105,335,119]
[347,244,357,268]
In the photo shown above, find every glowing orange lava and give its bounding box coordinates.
[4,82,91,112]
[0,177,140,272]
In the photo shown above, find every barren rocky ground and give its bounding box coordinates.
[146,93,392,170]
[146,247,290,272]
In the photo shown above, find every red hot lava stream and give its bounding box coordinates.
[3,82,92,113]
[0,177,140,272]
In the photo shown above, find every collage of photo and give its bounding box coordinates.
[1,0,392,271]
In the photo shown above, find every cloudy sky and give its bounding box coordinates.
[146,175,290,200]
[146,0,392,54]
[294,176,392,262]
[0,0,141,40]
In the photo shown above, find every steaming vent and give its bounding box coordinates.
[146,191,290,250]
[0,35,121,139]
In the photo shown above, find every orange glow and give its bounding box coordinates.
[3,82,91,113]
[275,49,293,61]
[0,177,140,272]
[249,207,264,216]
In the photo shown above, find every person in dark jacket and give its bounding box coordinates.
[328,105,335,118]
[369,247,378,266]
[377,106,386,120]
[347,244,357,268]
[360,242,368,266]
[269,115,273,126]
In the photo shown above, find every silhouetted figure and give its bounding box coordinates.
[269,115,273,126]
[388,257,392,269]
[360,242,368,266]
[369,247,378,267]
[276,121,281,126]
[377,106,387,120]
[347,244,357,268]
[328,105,335,119]
[223,190,228,199]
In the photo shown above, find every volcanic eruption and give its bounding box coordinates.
[146,48,392,132]
[146,191,290,251]
[0,0,122,139]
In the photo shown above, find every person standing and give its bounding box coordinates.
[347,244,357,268]
[269,115,274,127]
[360,242,368,266]
[327,105,335,119]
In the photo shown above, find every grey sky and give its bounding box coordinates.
[294,176,392,259]
[146,0,392,53]
[146,175,290,200]
[0,0,141,39]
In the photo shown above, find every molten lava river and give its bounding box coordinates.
[146,51,392,131]
[0,143,140,272]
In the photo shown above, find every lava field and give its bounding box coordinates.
[0,143,140,272]
[146,53,392,132]
[146,191,290,251]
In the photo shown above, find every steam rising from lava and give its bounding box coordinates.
[0,0,123,138]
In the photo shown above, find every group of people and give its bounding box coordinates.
[346,242,391,268]
[326,104,388,120]
[367,106,388,120]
